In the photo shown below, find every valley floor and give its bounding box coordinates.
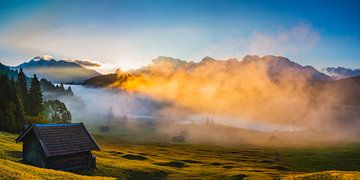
[1,131,360,179]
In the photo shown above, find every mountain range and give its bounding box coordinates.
[146,55,333,82]
[2,55,360,84]
[321,66,360,79]
[12,56,101,83]
[83,55,360,109]
[85,55,334,87]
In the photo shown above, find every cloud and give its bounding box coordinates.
[0,19,205,71]
[65,59,122,74]
[34,55,54,60]
[70,59,123,74]
[71,59,101,67]
[250,23,319,56]
[0,14,320,71]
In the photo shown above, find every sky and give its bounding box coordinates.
[0,0,359,73]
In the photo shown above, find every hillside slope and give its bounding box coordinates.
[1,130,360,179]
[0,159,113,179]
[0,132,112,179]
[0,63,18,79]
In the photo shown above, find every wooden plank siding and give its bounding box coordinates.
[48,152,91,170]
[23,130,47,168]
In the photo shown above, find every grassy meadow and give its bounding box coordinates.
[1,127,360,179]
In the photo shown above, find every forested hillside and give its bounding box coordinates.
[0,68,72,132]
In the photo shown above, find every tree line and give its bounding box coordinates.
[40,79,74,97]
[0,69,71,133]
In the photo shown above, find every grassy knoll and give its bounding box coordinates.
[0,132,113,179]
[1,131,360,179]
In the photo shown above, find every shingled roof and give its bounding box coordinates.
[16,123,100,157]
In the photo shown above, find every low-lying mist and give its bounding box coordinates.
[60,85,162,123]
[59,55,360,146]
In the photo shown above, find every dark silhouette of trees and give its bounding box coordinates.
[60,83,65,90]
[29,74,43,116]
[0,76,16,131]
[67,86,74,96]
[17,68,30,115]
[1,69,72,133]
[40,78,74,97]
[0,75,27,132]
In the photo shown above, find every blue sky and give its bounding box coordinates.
[0,0,359,72]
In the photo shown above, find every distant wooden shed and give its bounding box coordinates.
[15,123,100,170]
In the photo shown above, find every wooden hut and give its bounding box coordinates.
[15,123,100,170]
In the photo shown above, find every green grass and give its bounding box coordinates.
[0,132,113,179]
[0,159,113,179]
[285,171,360,180]
[280,144,360,172]
[1,131,360,179]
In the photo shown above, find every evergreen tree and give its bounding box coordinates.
[17,68,30,115]
[107,107,114,124]
[0,77,24,132]
[3,101,16,132]
[13,86,26,131]
[67,86,74,96]
[0,73,48,132]
[0,76,13,131]
[29,74,43,116]
[60,83,65,90]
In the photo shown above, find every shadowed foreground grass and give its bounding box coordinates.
[1,131,360,179]
[285,171,360,180]
[0,159,113,179]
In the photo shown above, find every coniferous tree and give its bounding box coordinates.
[67,86,74,96]
[3,101,16,132]
[9,78,25,131]
[60,82,65,90]
[0,72,50,132]
[17,68,30,115]
[29,74,43,116]
[0,76,13,131]
[13,86,26,131]
[0,77,23,132]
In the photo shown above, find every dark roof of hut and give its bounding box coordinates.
[16,123,100,157]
